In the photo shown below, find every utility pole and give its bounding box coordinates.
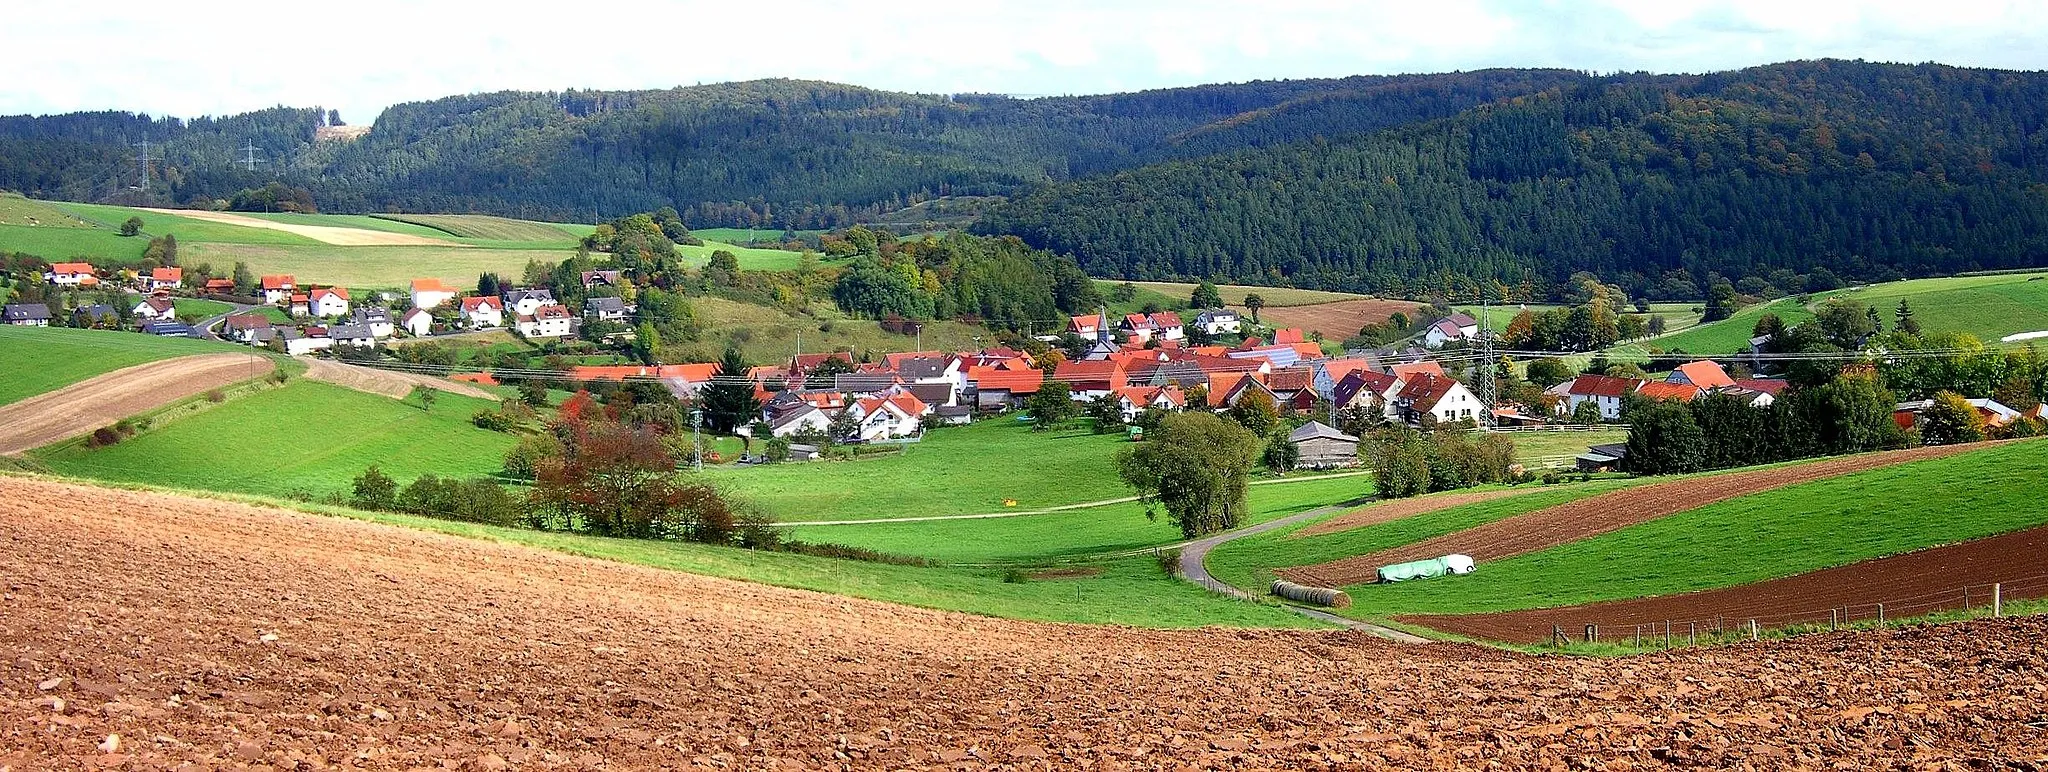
[237,143,266,172]
[130,140,162,192]
[691,408,704,471]
[1476,291,1496,430]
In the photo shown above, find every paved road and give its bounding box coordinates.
[1177,504,1431,644]
[194,301,260,342]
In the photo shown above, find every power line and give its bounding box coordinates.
[129,141,162,193]
[237,143,266,172]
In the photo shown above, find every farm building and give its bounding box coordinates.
[1576,443,1628,472]
[1288,421,1359,468]
[71,305,119,328]
[1547,374,1641,421]
[1667,360,1735,389]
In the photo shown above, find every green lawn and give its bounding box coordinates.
[674,239,806,270]
[1501,428,1629,464]
[1340,439,2048,618]
[1123,281,1364,307]
[710,418,1133,522]
[781,473,1375,564]
[181,242,573,288]
[0,325,246,405]
[1203,478,1643,593]
[0,222,150,262]
[37,381,516,499]
[1816,272,2048,342]
[1609,296,1815,358]
[692,227,826,243]
[670,296,995,364]
[55,202,321,245]
[172,298,233,319]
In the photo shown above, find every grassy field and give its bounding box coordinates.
[711,418,1133,522]
[1203,478,1643,593]
[691,227,826,243]
[675,239,807,270]
[673,296,994,364]
[1817,272,2048,342]
[0,223,152,262]
[1123,281,1365,307]
[181,242,572,288]
[1498,428,1629,464]
[781,473,1375,564]
[55,202,321,245]
[0,193,99,228]
[1460,303,1705,335]
[0,325,248,405]
[172,298,234,319]
[1608,296,1815,358]
[370,213,581,242]
[1337,439,2048,618]
[37,381,516,499]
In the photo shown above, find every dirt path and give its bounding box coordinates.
[1292,488,1537,538]
[1280,442,2008,588]
[302,358,499,401]
[1177,503,1431,643]
[790,470,1373,526]
[0,354,274,455]
[7,476,2048,767]
[1404,524,2048,643]
[139,208,469,247]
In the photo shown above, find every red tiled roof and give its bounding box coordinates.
[260,275,294,290]
[1271,328,1306,345]
[1560,374,1641,398]
[203,278,234,290]
[310,287,349,302]
[1672,360,1736,389]
[1733,378,1790,396]
[534,305,573,320]
[1399,374,1464,412]
[1148,311,1183,328]
[1636,381,1705,402]
[49,262,94,274]
[150,267,182,281]
[569,363,722,382]
[410,278,457,293]
[1053,360,1127,390]
[1390,361,1446,380]
[461,296,502,311]
[968,365,1044,394]
[1266,367,1315,393]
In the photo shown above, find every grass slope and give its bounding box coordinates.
[674,240,806,270]
[711,418,1131,522]
[1122,281,1365,307]
[0,193,97,228]
[1610,297,1816,358]
[675,296,992,364]
[0,325,246,405]
[370,214,580,242]
[1818,272,2048,341]
[37,381,515,499]
[55,202,320,245]
[181,242,571,288]
[781,473,1375,564]
[1342,439,2048,617]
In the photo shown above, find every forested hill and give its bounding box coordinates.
[978,60,2048,297]
[0,72,1579,227]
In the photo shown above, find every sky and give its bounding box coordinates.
[6,0,2048,124]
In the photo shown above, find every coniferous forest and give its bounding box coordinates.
[5,60,2048,289]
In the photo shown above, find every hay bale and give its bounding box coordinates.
[1271,580,1351,609]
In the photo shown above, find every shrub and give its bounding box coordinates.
[205,389,226,403]
[351,466,397,511]
[471,409,517,432]
[86,427,122,448]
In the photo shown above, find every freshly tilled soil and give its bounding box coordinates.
[1279,441,2008,588]
[1291,489,1536,538]
[302,358,500,401]
[1404,523,2048,643]
[4,476,2048,768]
[0,354,275,455]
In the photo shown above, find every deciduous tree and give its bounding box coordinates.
[1116,412,1260,538]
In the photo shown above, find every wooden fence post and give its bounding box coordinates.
[1831,608,1838,631]
[1688,622,1696,647]
[1664,621,1672,649]
[1994,583,2003,618]
[1584,624,1596,643]
[1748,619,1758,641]
[1877,603,1885,628]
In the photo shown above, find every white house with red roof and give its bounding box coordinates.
[410,278,459,310]
[516,304,574,338]
[46,262,98,287]
[143,266,183,291]
[131,296,177,322]
[1397,373,1482,425]
[1546,374,1645,421]
[307,287,351,318]
[1422,313,1480,348]
[460,296,504,329]
[1666,360,1736,389]
[850,389,929,440]
[260,275,296,305]
[400,307,434,337]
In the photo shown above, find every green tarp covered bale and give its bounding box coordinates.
[1376,557,1452,583]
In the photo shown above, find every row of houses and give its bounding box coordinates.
[1546,360,1790,419]
[40,262,187,293]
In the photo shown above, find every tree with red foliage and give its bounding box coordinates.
[527,420,742,543]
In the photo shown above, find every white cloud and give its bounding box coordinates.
[1,0,2044,122]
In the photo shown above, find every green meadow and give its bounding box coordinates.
[0,325,248,406]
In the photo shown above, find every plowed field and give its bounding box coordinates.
[1404,524,2048,643]
[1251,298,1427,337]
[1292,489,1536,538]
[5,477,2048,767]
[1280,442,2004,588]
[0,354,274,455]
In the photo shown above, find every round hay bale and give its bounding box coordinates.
[1271,580,1352,609]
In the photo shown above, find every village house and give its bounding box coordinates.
[1635,381,1705,403]
[1289,421,1360,468]
[1666,360,1737,389]
[1193,309,1241,336]
[132,296,177,322]
[1396,373,1482,425]
[400,308,434,337]
[1547,374,1643,421]
[584,296,630,322]
[580,270,624,289]
[71,305,119,328]
[850,390,930,440]
[1110,385,1187,422]
[351,307,396,339]
[1118,311,1186,343]
[1894,397,2026,432]
[222,313,273,343]
[966,363,1044,411]
[45,262,98,287]
[308,287,351,318]
[143,266,183,292]
[1422,313,1481,348]
[3,303,51,327]
[516,304,574,338]
[459,296,504,329]
[288,294,310,317]
[1054,360,1128,401]
[202,278,235,294]
[502,288,558,317]
[326,323,377,348]
[409,278,459,310]
[260,275,296,305]
[1066,313,1107,338]
[1332,369,1405,422]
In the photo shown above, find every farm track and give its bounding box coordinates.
[1279,441,2009,588]
[138,208,469,247]
[302,359,499,401]
[6,476,2048,767]
[1292,488,1538,539]
[1403,523,2048,643]
[0,354,275,455]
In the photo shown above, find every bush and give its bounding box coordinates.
[205,389,226,403]
[351,466,397,510]
[86,427,122,448]
[471,409,517,432]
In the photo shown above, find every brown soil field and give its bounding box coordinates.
[1253,298,1429,337]
[5,477,2048,768]
[1293,489,1537,538]
[303,359,499,401]
[1404,524,2048,644]
[1280,442,2007,588]
[139,208,467,247]
[0,354,275,455]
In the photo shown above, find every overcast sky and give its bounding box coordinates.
[7,0,2047,124]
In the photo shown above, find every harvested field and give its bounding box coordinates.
[1293,489,1538,538]
[6,476,2048,767]
[1405,523,2048,643]
[0,354,274,455]
[1281,442,2006,588]
[302,359,499,401]
[1254,298,1429,337]
[139,208,468,247]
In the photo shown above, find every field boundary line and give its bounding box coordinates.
[783,470,1372,526]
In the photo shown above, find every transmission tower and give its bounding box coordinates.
[237,143,266,172]
[129,140,162,192]
[1476,291,1496,430]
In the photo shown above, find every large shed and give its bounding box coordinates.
[1288,421,1360,469]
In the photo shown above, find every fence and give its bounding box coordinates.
[1545,572,2048,649]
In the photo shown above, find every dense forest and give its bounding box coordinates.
[6,61,2048,291]
[981,61,2048,296]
